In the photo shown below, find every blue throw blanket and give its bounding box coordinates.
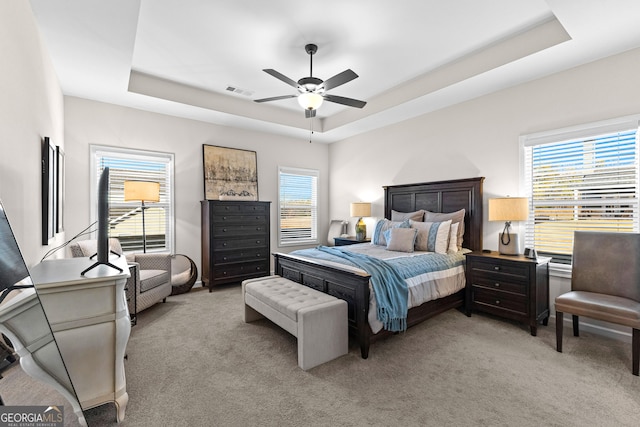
[316,246,408,332]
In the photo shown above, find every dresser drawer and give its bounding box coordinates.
[213,214,268,225]
[212,223,268,237]
[470,259,529,282]
[213,260,269,279]
[213,237,268,250]
[473,287,527,315]
[213,248,267,263]
[469,275,526,296]
[211,203,268,215]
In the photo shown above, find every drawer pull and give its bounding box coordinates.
[494,283,500,287]
[495,300,500,305]
[256,266,262,270]
[223,216,227,220]
[256,227,261,231]
[223,243,227,247]
[223,228,227,232]
[256,253,261,257]
[494,266,500,271]
[256,240,261,244]
[223,257,227,261]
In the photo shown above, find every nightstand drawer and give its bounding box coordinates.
[470,276,526,295]
[471,259,529,281]
[473,287,527,315]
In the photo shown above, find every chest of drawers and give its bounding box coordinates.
[201,200,271,291]
[465,251,550,336]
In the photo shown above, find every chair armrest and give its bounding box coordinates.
[132,253,172,272]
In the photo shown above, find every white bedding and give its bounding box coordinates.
[291,244,468,333]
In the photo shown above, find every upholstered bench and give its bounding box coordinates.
[242,275,348,370]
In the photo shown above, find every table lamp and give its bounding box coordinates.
[350,202,371,241]
[124,180,160,253]
[488,197,529,255]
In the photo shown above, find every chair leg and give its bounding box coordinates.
[572,315,579,337]
[633,328,639,376]
[556,311,563,353]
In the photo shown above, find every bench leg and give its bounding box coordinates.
[297,300,348,370]
[243,303,264,323]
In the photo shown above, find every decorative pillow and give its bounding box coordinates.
[372,219,410,246]
[391,209,425,222]
[385,227,418,253]
[447,222,459,253]
[410,219,452,254]
[424,209,465,249]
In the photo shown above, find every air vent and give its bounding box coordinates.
[226,86,254,97]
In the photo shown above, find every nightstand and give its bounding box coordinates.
[465,251,550,336]
[334,236,371,246]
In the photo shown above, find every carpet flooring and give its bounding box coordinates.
[2,284,639,426]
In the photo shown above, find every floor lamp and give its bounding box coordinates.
[124,181,160,253]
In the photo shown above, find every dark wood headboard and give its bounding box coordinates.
[383,177,485,252]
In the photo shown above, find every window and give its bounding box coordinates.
[90,145,175,253]
[521,117,639,265]
[278,166,318,246]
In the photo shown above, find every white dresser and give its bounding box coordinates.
[29,256,131,422]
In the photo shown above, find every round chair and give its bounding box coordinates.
[170,254,198,295]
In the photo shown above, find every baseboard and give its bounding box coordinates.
[551,313,632,343]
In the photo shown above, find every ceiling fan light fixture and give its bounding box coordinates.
[298,92,324,110]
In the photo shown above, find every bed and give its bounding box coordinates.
[273,177,484,358]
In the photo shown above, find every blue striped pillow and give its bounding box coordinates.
[410,219,452,253]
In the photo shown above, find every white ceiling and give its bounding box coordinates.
[29,0,640,143]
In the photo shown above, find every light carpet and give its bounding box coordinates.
[2,285,639,426]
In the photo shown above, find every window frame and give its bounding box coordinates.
[89,145,175,254]
[519,115,640,273]
[277,166,319,247]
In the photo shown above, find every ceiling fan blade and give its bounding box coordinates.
[305,109,316,119]
[321,69,358,91]
[323,94,366,109]
[254,95,297,103]
[263,69,299,89]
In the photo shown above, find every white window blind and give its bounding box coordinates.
[90,146,175,253]
[278,166,318,246]
[522,120,639,264]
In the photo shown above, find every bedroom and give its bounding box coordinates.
[1,0,639,425]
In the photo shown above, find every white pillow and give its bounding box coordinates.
[410,220,452,254]
[448,222,459,253]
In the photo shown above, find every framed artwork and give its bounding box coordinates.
[202,145,258,200]
[41,137,56,245]
[56,146,65,233]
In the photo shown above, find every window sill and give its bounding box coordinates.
[549,262,572,279]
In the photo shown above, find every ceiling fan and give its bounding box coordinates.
[254,43,367,118]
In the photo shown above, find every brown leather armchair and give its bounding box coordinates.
[555,231,640,375]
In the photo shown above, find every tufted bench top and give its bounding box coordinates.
[243,276,337,322]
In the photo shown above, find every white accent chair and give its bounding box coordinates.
[69,238,172,316]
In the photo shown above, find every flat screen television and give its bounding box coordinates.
[81,167,122,275]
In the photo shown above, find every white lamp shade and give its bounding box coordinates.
[350,202,371,218]
[298,92,324,110]
[488,197,528,221]
[124,181,160,203]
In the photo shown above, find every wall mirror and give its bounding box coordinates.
[0,200,85,426]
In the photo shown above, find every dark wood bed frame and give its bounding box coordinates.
[273,177,484,359]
